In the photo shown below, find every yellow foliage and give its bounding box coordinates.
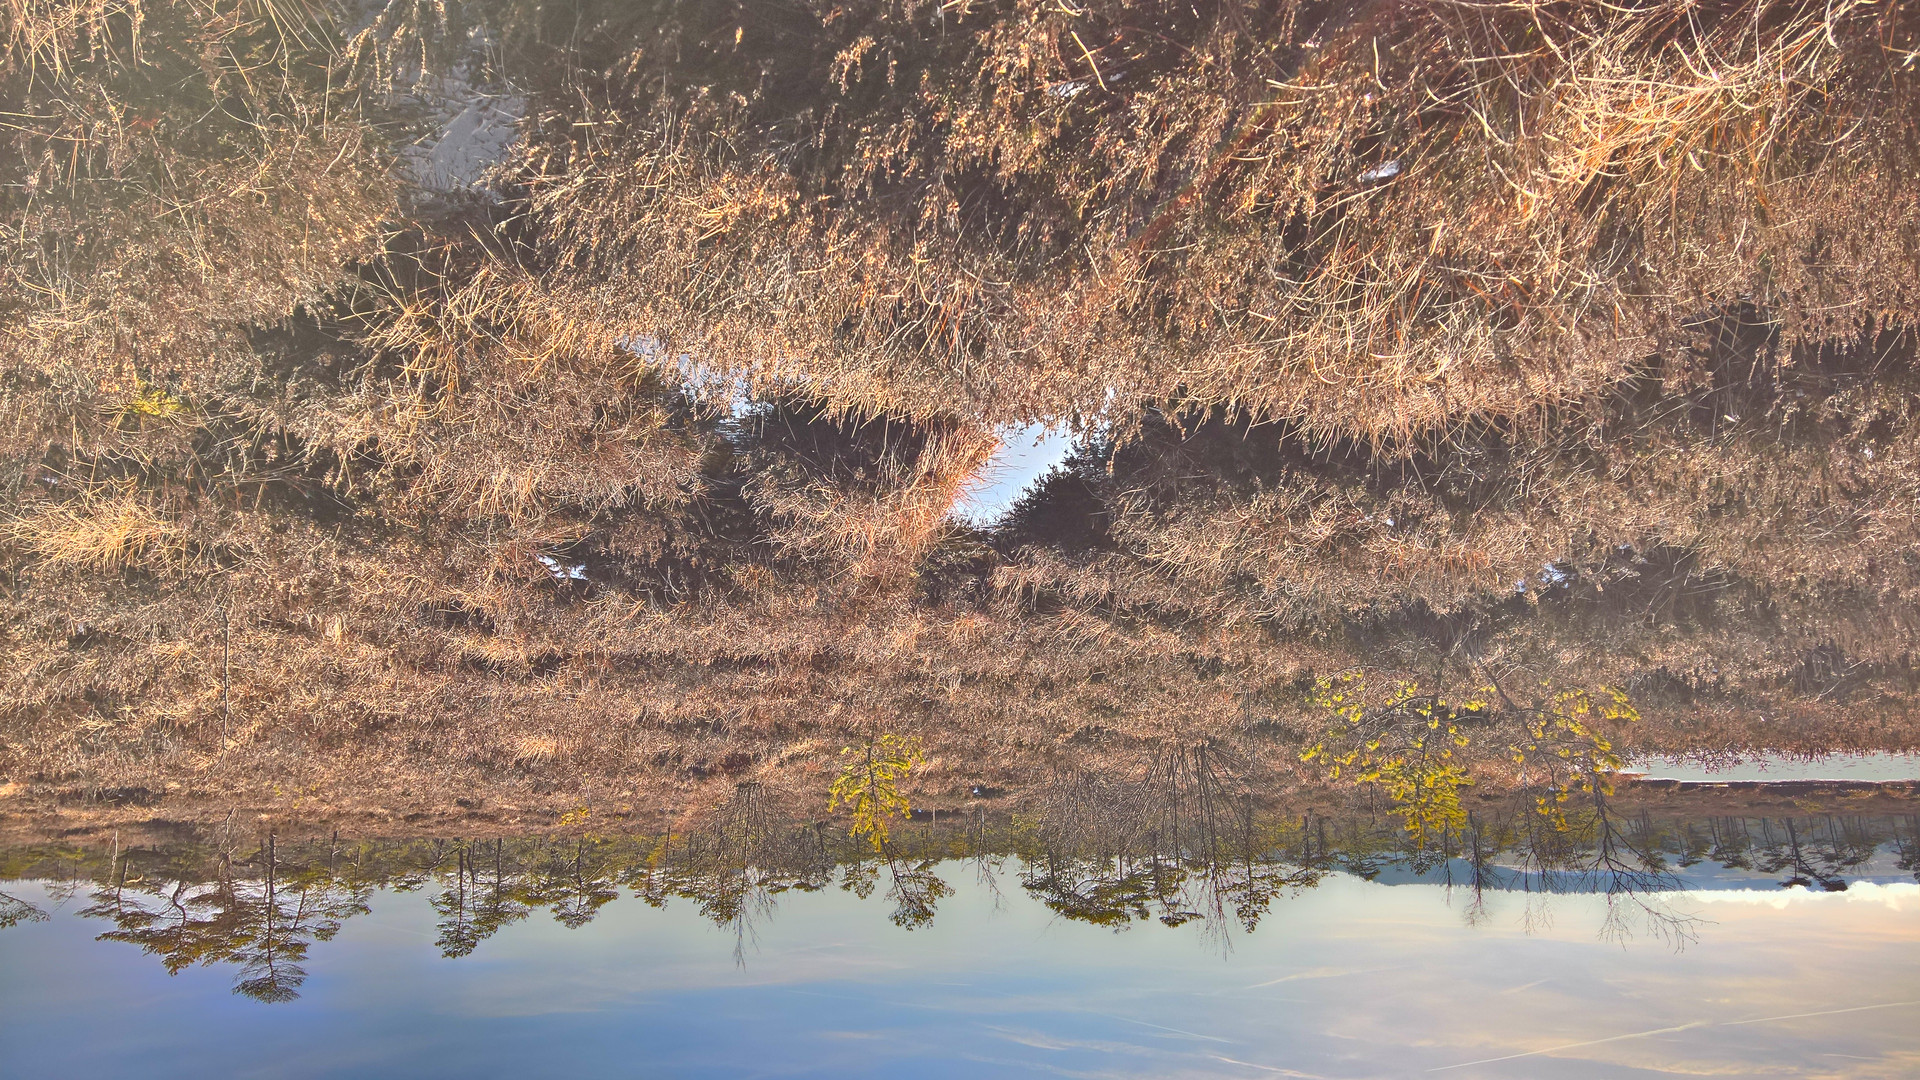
[828,734,923,853]
[1302,672,1638,844]
[1518,687,1639,831]
[1301,674,1482,846]
[112,383,187,422]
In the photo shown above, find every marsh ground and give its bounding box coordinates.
[3,1,1918,830]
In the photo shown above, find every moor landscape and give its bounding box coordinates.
[1,2,1918,1076]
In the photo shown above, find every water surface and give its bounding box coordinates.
[6,816,1918,1079]
[1627,752,1920,784]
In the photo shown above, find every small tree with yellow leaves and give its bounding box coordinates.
[1302,672,1639,846]
[1512,687,1638,831]
[1301,674,1485,847]
[829,734,924,853]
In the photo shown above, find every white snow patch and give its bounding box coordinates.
[1357,159,1402,183]
[535,554,589,582]
[1687,881,1919,909]
[397,39,525,196]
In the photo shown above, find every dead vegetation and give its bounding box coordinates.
[504,0,1920,438]
[1,0,396,414]
[4,485,192,574]
[1,1,1916,821]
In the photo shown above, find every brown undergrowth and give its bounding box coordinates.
[2,1,1917,825]
[508,0,1920,436]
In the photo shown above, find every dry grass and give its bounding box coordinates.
[324,262,711,524]
[750,422,997,585]
[0,0,1916,822]
[0,0,395,474]
[5,488,190,574]
[499,0,1919,440]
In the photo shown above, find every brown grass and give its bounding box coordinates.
[503,0,1919,440]
[1,0,1916,823]
[0,0,395,470]
[5,488,190,574]
[750,422,997,585]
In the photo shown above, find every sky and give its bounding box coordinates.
[952,423,1078,525]
[5,867,1917,1079]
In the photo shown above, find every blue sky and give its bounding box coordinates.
[953,423,1078,525]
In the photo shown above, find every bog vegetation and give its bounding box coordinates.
[1,0,1917,823]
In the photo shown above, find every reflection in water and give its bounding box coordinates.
[0,888,48,929]
[1028,752,1314,935]
[6,795,1916,1000]
[642,781,831,959]
[430,840,530,958]
[1629,751,1920,783]
[76,832,370,1002]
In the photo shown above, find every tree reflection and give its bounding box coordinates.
[84,833,369,1001]
[882,859,953,930]
[0,888,48,929]
[1021,754,1323,940]
[634,782,836,962]
[433,841,532,958]
[529,839,621,930]
[8,801,1919,993]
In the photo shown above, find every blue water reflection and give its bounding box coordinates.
[5,839,1919,1078]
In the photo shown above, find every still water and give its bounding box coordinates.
[1625,752,1920,784]
[5,828,1918,1078]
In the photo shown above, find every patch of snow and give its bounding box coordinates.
[1624,751,1920,784]
[1357,159,1402,183]
[626,338,755,419]
[1688,881,1918,908]
[396,33,525,196]
[535,554,589,582]
[409,91,523,193]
